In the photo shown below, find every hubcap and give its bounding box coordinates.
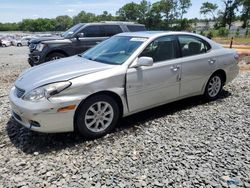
[208,76,221,97]
[84,101,114,133]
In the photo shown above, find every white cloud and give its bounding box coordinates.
[66,9,76,13]
[32,14,39,18]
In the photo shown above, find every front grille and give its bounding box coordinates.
[15,87,25,98]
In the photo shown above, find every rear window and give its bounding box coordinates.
[127,25,146,32]
[102,25,123,37]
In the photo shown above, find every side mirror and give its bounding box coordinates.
[76,33,84,39]
[136,56,153,67]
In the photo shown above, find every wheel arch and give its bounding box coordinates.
[211,69,227,85]
[46,49,69,59]
[73,90,124,131]
[202,69,227,94]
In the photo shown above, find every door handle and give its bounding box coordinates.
[208,59,216,64]
[170,65,180,72]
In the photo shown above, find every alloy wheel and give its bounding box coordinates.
[84,101,114,133]
[207,75,222,97]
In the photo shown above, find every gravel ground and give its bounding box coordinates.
[0,46,250,188]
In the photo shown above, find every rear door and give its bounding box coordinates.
[126,25,147,32]
[177,35,216,97]
[73,25,108,54]
[102,25,123,37]
[126,35,182,112]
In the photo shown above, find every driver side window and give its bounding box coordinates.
[140,36,177,63]
[80,26,105,37]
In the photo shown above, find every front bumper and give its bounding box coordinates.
[9,87,77,133]
[28,51,46,66]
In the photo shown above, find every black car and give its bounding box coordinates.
[28,22,146,66]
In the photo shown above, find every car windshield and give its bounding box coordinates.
[62,24,84,38]
[81,36,147,65]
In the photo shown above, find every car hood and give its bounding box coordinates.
[29,36,63,44]
[15,56,115,91]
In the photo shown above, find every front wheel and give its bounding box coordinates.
[75,94,120,139]
[204,74,223,100]
[46,52,66,62]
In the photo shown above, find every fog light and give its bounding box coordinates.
[30,120,41,127]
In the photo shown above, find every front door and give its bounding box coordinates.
[126,36,181,112]
[73,25,108,54]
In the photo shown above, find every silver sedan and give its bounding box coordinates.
[9,31,239,138]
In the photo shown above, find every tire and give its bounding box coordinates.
[2,44,6,47]
[46,52,66,62]
[17,43,22,47]
[204,73,223,100]
[75,94,120,139]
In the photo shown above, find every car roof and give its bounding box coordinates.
[84,22,145,26]
[117,31,203,38]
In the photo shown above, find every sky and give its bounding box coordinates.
[0,0,223,23]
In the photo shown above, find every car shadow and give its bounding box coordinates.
[6,90,231,154]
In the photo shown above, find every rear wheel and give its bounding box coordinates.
[2,44,6,47]
[76,94,120,138]
[204,74,223,100]
[46,52,66,62]
[17,43,22,47]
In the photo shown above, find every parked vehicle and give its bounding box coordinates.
[10,31,239,138]
[28,22,146,66]
[13,36,33,47]
[1,39,11,47]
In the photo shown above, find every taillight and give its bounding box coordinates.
[234,53,240,64]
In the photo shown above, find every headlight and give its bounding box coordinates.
[36,43,46,51]
[23,81,71,102]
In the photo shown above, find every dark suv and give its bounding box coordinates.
[28,22,146,66]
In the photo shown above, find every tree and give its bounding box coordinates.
[137,0,151,24]
[156,0,179,29]
[73,11,96,24]
[178,0,192,19]
[116,2,140,21]
[241,0,250,28]
[55,16,73,31]
[96,11,115,21]
[219,0,242,29]
[146,1,163,29]
[200,2,218,20]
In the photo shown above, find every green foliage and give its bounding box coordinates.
[241,0,250,28]
[55,16,73,31]
[236,28,240,37]
[218,0,242,29]
[207,30,215,38]
[73,11,96,24]
[19,18,56,32]
[200,2,218,19]
[0,0,246,33]
[218,27,229,37]
[0,22,20,31]
[116,2,140,21]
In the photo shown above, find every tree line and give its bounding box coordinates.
[0,0,249,32]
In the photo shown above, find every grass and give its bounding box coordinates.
[213,37,250,46]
